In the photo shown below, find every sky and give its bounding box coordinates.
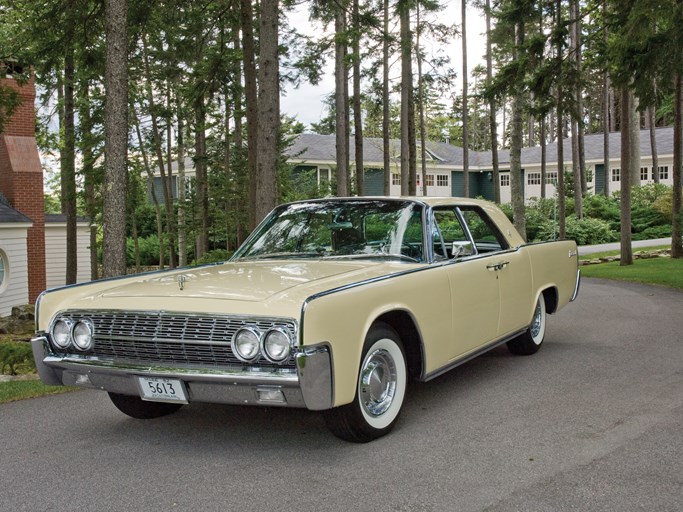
[280,0,488,129]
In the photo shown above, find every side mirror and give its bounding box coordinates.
[452,241,474,258]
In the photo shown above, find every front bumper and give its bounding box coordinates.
[31,337,333,410]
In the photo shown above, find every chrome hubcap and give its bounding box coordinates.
[530,300,543,340]
[359,349,397,417]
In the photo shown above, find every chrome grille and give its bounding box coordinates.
[51,311,297,370]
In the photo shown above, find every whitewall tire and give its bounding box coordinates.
[507,294,546,356]
[324,323,407,442]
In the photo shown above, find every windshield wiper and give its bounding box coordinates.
[239,252,324,261]
[325,253,420,263]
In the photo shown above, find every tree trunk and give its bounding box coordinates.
[461,0,469,198]
[240,0,258,228]
[195,96,209,258]
[510,20,526,241]
[382,0,391,195]
[63,47,78,284]
[573,0,587,196]
[408,65,416,196]
[569,0,582,218]
[620,86,634,266]
[630,93,641,186]
[177,96,187,266]
[649,105,659,183]
[672,73,682,258]
[571,117,582,218]
[556,0,566,240]
[540,117,547,199]
[254,0,279,223]
[335,3,349,197]
[486,0,500,204]
[603,12,611,199]
[352,0,364,196]
[233,27,246,246]
[103,0,128,278]
[399,0,411,196]
[416,3,427,196]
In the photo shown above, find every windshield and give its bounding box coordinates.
[233,200,425,262]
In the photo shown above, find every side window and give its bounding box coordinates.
[434,210,467,243]
[459,207,508,253]
[433,209,472,259]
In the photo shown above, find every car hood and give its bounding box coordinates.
[97,260,379,302]
[36,259,424,330]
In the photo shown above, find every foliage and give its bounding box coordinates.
[44,193,61,214]
[0,82,21,134]
[125,235,174,267]
[191,249,232,266]
[536,215,619,245]
[501,196,621,245]
[583,193,621,229]
[0,342,35,376]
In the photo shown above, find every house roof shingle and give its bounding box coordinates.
[0,202,32,224]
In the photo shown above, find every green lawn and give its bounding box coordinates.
[581,257,683,290]
[0,379,76,404]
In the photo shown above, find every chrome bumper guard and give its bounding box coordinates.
[31,336,334,411]
[571,268,581,302]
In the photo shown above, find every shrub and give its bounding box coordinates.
[632,183,671,207]
[126,235,171,267]
[0,343,35,376]
[633,224,672,241]
[535,215,618,245]
[583,194,621,231]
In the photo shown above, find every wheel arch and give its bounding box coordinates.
[541,286,559,314]
[373,309,425,382]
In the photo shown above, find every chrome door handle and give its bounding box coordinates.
[486,261,509,271]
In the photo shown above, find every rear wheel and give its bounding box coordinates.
[108,392,183,419]
[324,323,407,443]
[507,294,546,356]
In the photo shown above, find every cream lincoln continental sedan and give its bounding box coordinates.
[32,197,580,442]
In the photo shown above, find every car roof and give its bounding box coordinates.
[286,196,494,208]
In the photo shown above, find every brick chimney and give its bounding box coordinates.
[0,69,46,302]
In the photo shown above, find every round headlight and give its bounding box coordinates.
[262,328,292,363]
[72,320,94,351]
[232,327,261,362]
[51,319,72,349]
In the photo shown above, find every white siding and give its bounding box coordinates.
[0,226,30,317]
[45,222,92,290]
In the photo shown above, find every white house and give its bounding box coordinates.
[0,201,32,316]
[44,214,92,290]
[153,128,679,204]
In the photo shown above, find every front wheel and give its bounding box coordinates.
[507,294,546,356]
[323,323,407,443]
[108,392,184,419]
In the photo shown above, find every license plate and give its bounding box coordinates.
[137,377,188,403]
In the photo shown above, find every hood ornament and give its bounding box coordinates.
[177,274,187,291]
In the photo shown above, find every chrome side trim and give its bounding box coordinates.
[571,268,581,302]
[422,328,527,382]
[295,343,334,410]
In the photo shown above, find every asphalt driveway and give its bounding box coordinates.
[1,278,682,512]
